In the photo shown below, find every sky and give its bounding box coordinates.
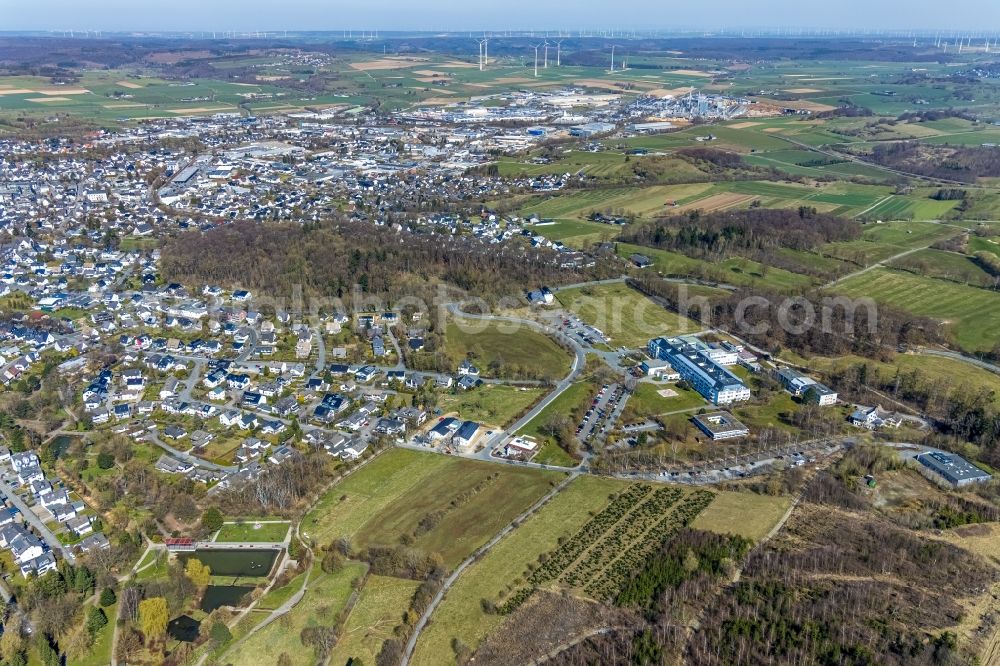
[6,0,1000,33]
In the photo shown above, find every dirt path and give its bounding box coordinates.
[401,473,579,665]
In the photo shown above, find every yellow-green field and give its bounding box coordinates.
[225,562,366,666]
[302,448,564,567]
[556,282,702,346]
[690,491,793,541]
[330,575,421,665]
[410,475,631,665]
[437,384,545,427]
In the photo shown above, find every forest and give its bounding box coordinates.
[619,208,860,260]
[161,219,613,307]
[870,142,1000,183]
[629,278,943,359]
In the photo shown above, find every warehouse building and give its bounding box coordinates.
[917,451,992,488]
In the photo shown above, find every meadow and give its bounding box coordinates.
[556,282,702,346]
[834,267,1000,352]
[302,448,563,567]
[445,317,572,380]
[329,575,422,666]
[436,384,546,427]
[690,491,792,541]
[225,562,367,666]
[409,475,632,665]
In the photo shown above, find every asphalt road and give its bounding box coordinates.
[0,476,76,564]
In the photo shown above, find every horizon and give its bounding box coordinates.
[6,0,1000,34]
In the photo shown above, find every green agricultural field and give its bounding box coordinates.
[520,181,711,221]
[213,521,290,544]
[303,448,563,567]
[833,267,1000,352]
[690,491,792,541]
[410,475,632,665]
[822,220,962,266]
[437,385,545,427]
[889,249,994,287]
[225,562,367,666]
[329,575,421,666]
[445,317,572,380]
[556,282,702,347]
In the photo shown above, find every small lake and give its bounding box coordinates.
[179,548,279,577]
[167,615,200,642]
[201,585,253,612]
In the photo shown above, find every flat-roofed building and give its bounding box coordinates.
[692,411,750,440]
[917,450,992,488]
[648,337,750,404]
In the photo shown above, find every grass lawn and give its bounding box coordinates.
[329,575,421,665]
[214,521,290,543]
[623,382,707,422]
[437,385,545,427]
[518,379,596,446]
[690,491,792,541]
[75,603,116,666]
[410,475,631,665]
[135,549,170,580]
[303,448,563,567]
[733,393,802,433]
[531,440,579,467]
[833,267,1000,352]
[225,562,367,666]
[257,571,306,610]
[556,282,702,347]
[445,317,572,381]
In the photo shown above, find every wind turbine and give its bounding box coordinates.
[532,43,542,77]
[483,37,489,67]
[555,39,563,66]
[610,44,616,72]
[543,41,549,68]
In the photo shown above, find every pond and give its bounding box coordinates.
[201,585,253,612]
[179,548,279,577]
[167,615,200,642]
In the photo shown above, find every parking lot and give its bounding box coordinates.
[576,383,628,445]
[559,315,609,348]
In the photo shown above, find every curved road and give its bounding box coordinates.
[445,301,587,454]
